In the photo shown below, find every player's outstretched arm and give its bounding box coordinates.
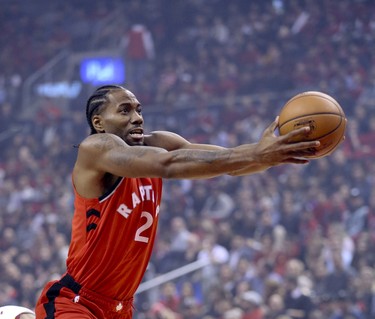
[75,118,319,181]
[145,117,319,176]
[76,132,252,180]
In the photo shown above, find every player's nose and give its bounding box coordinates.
[130,110,143,124]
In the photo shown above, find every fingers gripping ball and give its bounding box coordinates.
[278,91,347,159]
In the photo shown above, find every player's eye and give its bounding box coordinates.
[120,106,131,114]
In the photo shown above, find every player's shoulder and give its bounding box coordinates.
[79,133,125,152]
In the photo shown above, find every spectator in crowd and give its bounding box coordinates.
[120,22,155,85]
[238,290,265,319]
[201,182,235,221]
[283,277,313,319]
[265,293,286,319]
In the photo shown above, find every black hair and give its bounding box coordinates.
[86,85,125,134]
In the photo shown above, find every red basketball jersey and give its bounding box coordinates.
[66,176,163,300]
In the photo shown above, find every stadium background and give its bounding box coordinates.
[0,0,374,318]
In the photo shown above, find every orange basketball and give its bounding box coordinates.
[278,91,346,159]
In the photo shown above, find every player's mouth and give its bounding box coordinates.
[129,128,144,139]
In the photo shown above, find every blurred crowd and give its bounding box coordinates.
[1,1,375,319]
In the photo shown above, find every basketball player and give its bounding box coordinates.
[0,305,35,319]
[35,85,320,319]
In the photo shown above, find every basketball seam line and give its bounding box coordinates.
[279,113,343,130]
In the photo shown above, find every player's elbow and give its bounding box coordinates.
[158,162,179,179]
[156,157,193,179]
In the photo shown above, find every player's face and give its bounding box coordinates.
[98,89,144,146]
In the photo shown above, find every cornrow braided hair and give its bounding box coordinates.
[86,85,125,134]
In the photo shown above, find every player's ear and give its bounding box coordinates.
[92,115,105,133]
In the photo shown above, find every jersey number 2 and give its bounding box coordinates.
[135,211,153,243]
